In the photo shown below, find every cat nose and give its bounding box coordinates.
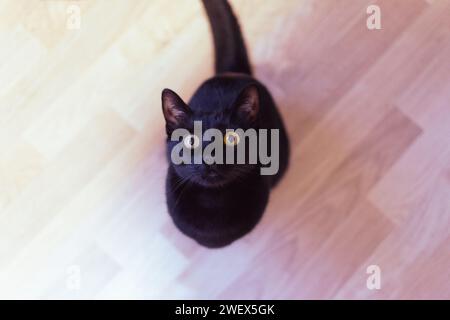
[207,170,219,178]
[202,165,219,178]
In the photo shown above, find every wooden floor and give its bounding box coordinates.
[0,0,449,299]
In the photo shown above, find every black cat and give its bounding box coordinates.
[161,0,289,248]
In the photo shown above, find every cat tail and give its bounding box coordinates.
[201,0,252,75]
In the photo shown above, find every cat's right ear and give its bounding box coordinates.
[162,88,190,132]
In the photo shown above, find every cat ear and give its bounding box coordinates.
[234,85,259,123]
[162,89,190,129]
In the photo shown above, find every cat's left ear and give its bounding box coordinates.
[233,85,259,123]
[162,88,190,130]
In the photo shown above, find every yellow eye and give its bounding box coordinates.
[183,134,200,149]
[224,131,240,146]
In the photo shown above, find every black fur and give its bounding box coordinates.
[201,0,252,74]
[162,0,289,248]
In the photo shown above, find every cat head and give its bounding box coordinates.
[162,80,260,188]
